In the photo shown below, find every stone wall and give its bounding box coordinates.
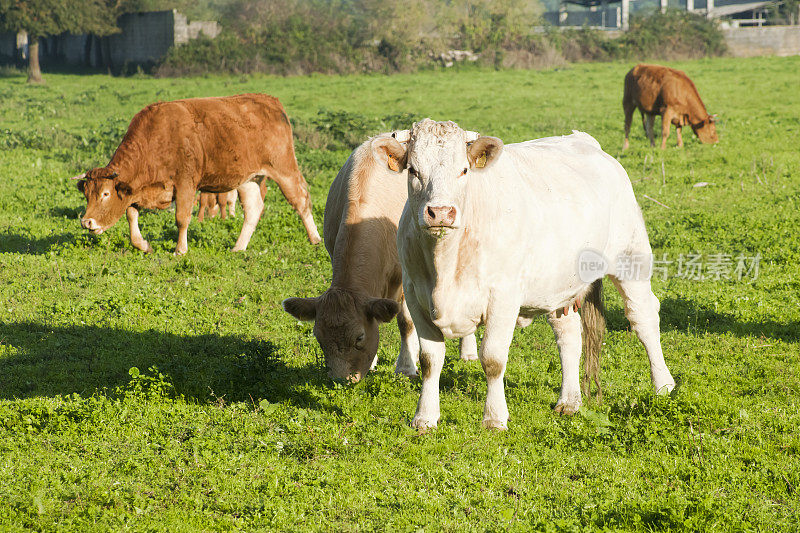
[174,11,221,45]
[723,26,800,56]
[0,10,220,70]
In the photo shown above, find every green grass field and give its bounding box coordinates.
[1,56,799,530]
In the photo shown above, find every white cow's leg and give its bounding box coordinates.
[126,206,152,253]
[406,294,445,429]
[459,333,478,361]
[394,298,419,377]
[479,308,518,429]
[610,277,675,394]
[414,331,445,429]
[232,181,264,252]
[547,311,583,415]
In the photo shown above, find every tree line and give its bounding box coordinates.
[1,0,726,81]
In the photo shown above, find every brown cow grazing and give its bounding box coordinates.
[74,93,321,254]
[282,131,478,382]
[197,190,238,222]
[623,64,718,150]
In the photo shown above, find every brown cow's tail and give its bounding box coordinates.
[581,278,606,402]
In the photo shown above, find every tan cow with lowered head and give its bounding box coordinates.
[282,131,478,382]
[623,63,718,150]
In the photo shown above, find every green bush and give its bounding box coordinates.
[618,10,727,59]
[155,5,727,76]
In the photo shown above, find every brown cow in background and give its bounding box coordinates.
[75,93,321,254]
[623,64,718,150]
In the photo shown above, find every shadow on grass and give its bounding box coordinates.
[0,321,339,413]
[49,206,84,219]
[0,231,77,254]
[604,296,799,343]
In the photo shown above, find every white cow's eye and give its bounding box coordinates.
[408,166,418,177]
[460,168,468,176]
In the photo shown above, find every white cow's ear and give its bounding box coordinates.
[467,136,503,170]
[372,136,407,173]
[282,297,318,322]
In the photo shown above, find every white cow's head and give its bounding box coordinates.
[383,119,503,237]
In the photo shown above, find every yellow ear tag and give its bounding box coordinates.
[476,153,487,168]
[388,155,399,172]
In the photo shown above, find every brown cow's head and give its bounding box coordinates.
[283,289,399,382]
[75,167,133,234]
[693,115,719,144]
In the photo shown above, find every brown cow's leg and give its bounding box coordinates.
[623,103,635,150]
[221,190,237,219]
[197,194,207,222]
[645,114,656,147]
[272,171,322,245]
[660,111,674,150]
[217,193,227,220]
[174,185,194,255]
[232,181,264,252]
[126,206,152,253]
[676,126,684,148]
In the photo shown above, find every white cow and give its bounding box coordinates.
[392,119,675,430]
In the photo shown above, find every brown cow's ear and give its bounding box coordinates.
[76,179,86,193]
[115,182,133,197]
[372,137,407,173]
[467,136,503,170]
[365,298,399,323]
[282,297,318,322]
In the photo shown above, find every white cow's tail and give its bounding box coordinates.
[581,278,605,402]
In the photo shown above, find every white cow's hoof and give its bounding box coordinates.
[554,399,581,416]
[411,415,438,430]
[655,382,676,395]
[481,418,508,431]
[395,366,418,378]
[460,351,479,361]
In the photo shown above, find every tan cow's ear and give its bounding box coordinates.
[467,136,503,170]
[76,179,86,193]
[372,137,407,173]
[365,298,399,323]
[282,297,318,322]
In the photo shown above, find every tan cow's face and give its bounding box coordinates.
[282,289,399,382]
[693,116,719,144]
[76,168,132,234]
[402,120,503,237]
